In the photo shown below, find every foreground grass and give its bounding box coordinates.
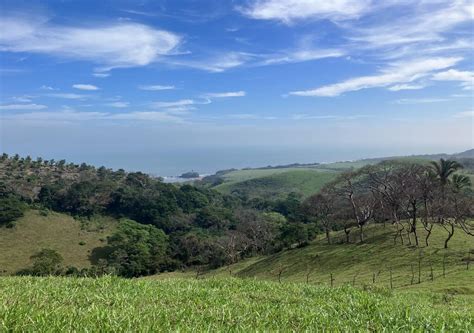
[1,276,473,332]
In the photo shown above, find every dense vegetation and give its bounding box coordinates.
[1,277,472,331]
[1,153,473,279]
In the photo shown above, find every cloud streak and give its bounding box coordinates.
[0,16,181,70]
[0,103,47,110]
[289,57,461,97]
[73,84,99,91]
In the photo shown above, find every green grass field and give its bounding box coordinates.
[1,276,472,331]
[0,210,117,275]
[156,223,474,297]
[215,169,337,199]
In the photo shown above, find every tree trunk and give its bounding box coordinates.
[344,227,351,243]
[444,223,454,249]
[411,202,419,247]
[325,227,330,244]
[359,224,364,243]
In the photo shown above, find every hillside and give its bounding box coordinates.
[161,223,474,295]
[234,224,473,294]
[204,149,474,199]
[1,276,472,331]
[0,210,117,275]
[214,168,337,199]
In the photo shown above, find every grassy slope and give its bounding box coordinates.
[1,276,472,331]
[215,168,337,199]
[159,224,474,296]
[0,210,117,275]
[237,224,474,294]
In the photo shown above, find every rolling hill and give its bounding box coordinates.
[0,210,117,275]
[158,223,474,295]
[204,149,474,200]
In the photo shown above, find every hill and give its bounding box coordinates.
[1,276,472,331]
[0,210,117,275]
[159,223,474,295]
[214,168,338,199]
[203,149,474,199]
[231,224,474,294]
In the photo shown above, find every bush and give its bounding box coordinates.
[17,249,63,276]
[0,195,26,227]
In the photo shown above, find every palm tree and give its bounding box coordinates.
[429,159,463,186]
[451,174,471,192]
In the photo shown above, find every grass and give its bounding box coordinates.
[233,224,474,293]
[0,210,117,275]
[1,276,473,332]
[215,169,337,199]
[156,223,474,297]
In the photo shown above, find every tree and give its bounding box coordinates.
[106,219,169,277]
[0,195,26,227]
[429,159,463,186]
[18,249,63,276]
[303,192,334,244]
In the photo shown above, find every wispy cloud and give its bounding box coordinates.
[73,84,99,91]
[432,69,473,90]
[289,57,461,97]
[40,85,57,90]
[2,110,184,123]
[454,110,474,118]
[388,84,426,91]
[0,103,47,110]
[238,0,372,23]
[204,91,246,98]
[139,85,175,91]
[45,93,90,100]
[105,102,129,108]
[92,73,110,78]
[395,98,450,105]
[0,16,181,70]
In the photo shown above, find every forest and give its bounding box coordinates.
[0,153,473,278]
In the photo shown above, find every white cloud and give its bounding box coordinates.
[93,73,110,78]
[290,57,461,97]
[45,93,90,99]
[395,98,450,104]
[2,110,184,123]
[171,52,251,72]
[239,0,372,23]
[139,85,175,91]
[0,103,47,110]
[40,85,57,90]
[105,102,129,108]
[73,84,99,91]
[432,69,473,90]
[261,48,344,65]
[205,91,246,98]
[453,110,473,118]
[11,95,34,102]
[0,16,181,70]
[388,84,426,91]
[151,99,196,109]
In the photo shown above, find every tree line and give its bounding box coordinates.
[303,159,473,248]
[1,153,472,277]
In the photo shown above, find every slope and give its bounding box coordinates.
[0,210,117,275]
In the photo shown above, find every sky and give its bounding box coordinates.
[0,0,473,175]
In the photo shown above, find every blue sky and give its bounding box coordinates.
[0,0,473,174]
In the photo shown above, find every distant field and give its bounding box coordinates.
[1,276,472,331]
[215,168,338,199]
[0,210,117,275]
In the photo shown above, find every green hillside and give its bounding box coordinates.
[235,224,473,294]
[214,169,337,199]
[1,276,472,331]
[0,210,117,275]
